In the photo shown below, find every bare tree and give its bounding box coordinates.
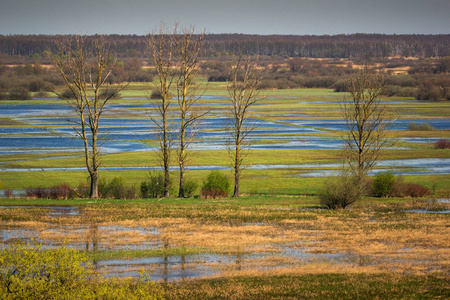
[341,66,394,182]
[49,36,125,198]
[175,27,206,198]
[227,55,265,197]
[146,24,177,198]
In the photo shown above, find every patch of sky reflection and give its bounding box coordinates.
[3,158,448,176]
[276,118,450,131]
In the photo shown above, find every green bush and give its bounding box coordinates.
[319,173,363,209]
[201,170,230,199]
[99,177,137,199]
[141,172,174,198]
[58,89,77,99]
[0,244,163,299]
[183,179,199,198]
[109,177,126,199]
[372,171,396,197]
[0,244,91,299]
[407,122,434,131]
[8,88,32,100]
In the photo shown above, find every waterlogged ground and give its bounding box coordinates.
[1,93,449,183]
[1,98,449,155]
[0,199,448,280]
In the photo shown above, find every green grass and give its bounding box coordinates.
[161,273,450,300]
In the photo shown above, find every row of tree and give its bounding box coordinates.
[49,26,265,199]
[1,34,449,59]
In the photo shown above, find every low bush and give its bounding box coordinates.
[25,183,74,199]
[58,89,77,99]
[371,171,395,197]
[150,89,165,100]
[141,172,174,198]
[109,177,127,199]
[389,181,431,198]
[99,177,138,199]
[8,88,32,100]
[318,173,364,209]
[201,170,230,199]
[434,139,450,149]
[183,179,199,198]
[100,89,121,99]
[407,122,434,131]
[4,190,13,198]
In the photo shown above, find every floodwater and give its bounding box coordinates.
[2,158,449,177]
[1,100,449,174]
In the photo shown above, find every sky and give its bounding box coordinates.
[0,0,449,35]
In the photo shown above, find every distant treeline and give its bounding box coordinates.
[0,34,449,59]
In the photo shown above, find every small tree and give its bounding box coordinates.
[175,26,206,198]
[227,54,265,197]
[341,66,394,183]
[49,36,126,198]
[146,24,177,198]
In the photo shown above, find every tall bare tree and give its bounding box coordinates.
[175,27,206,198]
[227,55,265,197]
[49,36,125,198]
[341,66,394,182]
[146,24,177,198]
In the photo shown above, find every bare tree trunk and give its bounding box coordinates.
[89,172,99,198]
[233,146,240,197]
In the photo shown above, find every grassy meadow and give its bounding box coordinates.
[1,81,449,298]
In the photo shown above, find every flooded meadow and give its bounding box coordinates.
[1,91,449,282]
[0,199,448,280]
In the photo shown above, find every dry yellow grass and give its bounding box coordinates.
[1,201,448,277]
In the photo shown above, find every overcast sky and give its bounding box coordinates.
[0,0,449,35]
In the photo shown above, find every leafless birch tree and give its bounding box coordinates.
[227,55,265,197]
[49,36,125,198]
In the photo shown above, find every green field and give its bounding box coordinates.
[1,84,449,298]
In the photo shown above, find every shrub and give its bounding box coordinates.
[183,179,199,198]
[25,183,74,199]
[75,181,90,198]
[109,177,127,199]
[0,244,91,299]
[318,173,364,209]
[35,91,51,98]
[434,139,450,149]
[407,122,434,131]
[100,89,121,99]
[201,170,230,199]
[99,177,135,199]
[389,181,431,198]
[140,172,170,198]
[0,244,163,300]
[49,183,72,199]
[372,171,396,197]
[58,89,77,99]
[8,88,32,100]
[4,190,13,198]
[150,89,171,100]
